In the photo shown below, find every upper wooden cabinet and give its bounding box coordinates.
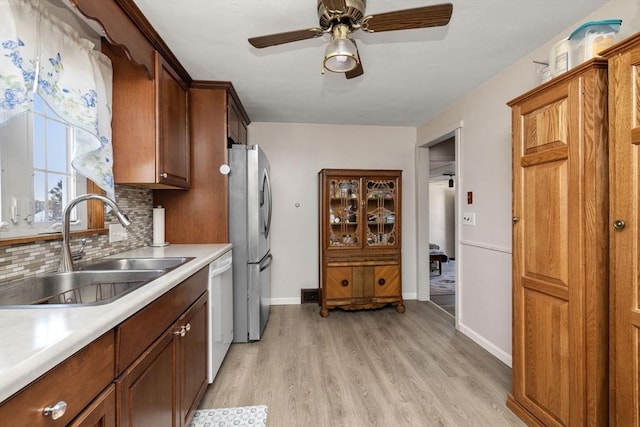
[154,83,250,243]
[507,59,609,426]
[227,95,248,145]
[103,44,190,188]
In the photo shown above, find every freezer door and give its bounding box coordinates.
[248,252,272,341]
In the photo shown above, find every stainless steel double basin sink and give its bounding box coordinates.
[0,257,193,307]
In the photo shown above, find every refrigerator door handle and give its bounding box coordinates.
[260,254,273,272]
[262,169,273,238]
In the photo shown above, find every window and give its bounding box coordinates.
[0,94,86,238]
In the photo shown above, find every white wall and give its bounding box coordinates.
[249,123,416,304]
[417,0,640,365]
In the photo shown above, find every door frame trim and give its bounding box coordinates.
[415,121,463,327]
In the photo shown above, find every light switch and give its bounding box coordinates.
[462,212,476,226]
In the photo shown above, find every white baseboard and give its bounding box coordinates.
[272,295,417,306]
[270,297,301,305]
[458,322,512,367]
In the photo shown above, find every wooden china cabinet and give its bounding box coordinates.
[318,169,404,317]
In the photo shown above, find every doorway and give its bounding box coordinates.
[416,121,462,326]
[428,138,456,316]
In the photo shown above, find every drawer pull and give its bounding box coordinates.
[378,278,386,286]
[43,401,67,420]
[174,323,191,337]
[341,280,349,287]
[160,172,168,178]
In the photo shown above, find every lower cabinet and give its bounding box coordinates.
[178,294,208,426]
[116,325,177,427]
[0,266,209,427]
[69,384,117,427]
[117,294,207,427]
[0,331,115,427]
[322,263,404,316]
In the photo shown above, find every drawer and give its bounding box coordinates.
[0,331,115,426]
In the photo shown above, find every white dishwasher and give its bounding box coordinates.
[207,249,233,383]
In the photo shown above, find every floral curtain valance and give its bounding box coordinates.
[0,0,115,199]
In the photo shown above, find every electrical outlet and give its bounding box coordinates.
[109,223,128,243]
[462,212,476,226]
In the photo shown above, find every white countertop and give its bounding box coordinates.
[0,243,232,402]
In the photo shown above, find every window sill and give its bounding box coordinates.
[0,228,108,247]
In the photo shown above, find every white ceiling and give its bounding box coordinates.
[133,0,606,127]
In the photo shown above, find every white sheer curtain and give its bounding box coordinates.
[0,0,115,199]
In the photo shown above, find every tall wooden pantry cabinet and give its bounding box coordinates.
[508,59,610,426]
[318,169,404,317]
[602,33,640,426]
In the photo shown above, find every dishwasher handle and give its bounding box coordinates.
[209,257,233,276]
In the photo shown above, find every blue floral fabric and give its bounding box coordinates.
[0,0,115,198]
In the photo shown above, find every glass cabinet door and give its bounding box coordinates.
[365,178,397,247]
[328,178,360,247]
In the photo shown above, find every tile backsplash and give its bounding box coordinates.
[0,185,153,285]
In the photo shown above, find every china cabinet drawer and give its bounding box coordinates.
[0,331,115,426]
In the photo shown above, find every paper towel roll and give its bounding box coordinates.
[152,206,166,245]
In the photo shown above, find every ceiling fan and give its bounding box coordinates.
[248,0,453,79]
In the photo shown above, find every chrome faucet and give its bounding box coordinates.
[59,194,132,272]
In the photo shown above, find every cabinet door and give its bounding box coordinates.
[116,328,177,427]
[178,294,208,426]
[158,55,190,188]
[364,176,399,248]
[510,63,608,426]
[607,37,640,426]
[325,177,361,248]
[325,266,353,299]
[373,265,401,298]
[69,384,116,427]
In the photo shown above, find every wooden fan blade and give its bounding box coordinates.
[345,40,363,79]
[365,3,453,33]
[322,0,347,13]
[249,28,324,48]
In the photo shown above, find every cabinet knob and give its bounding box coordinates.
[184,323,191,332]
[512,217,520,223]
[43,401,67,420]
[341,280,349,287]
[160,172,168,178]
[378,278,386,286]
[174,326,187,337]
[613,219,625,230]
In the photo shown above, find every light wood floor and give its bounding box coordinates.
[199,301,525,426]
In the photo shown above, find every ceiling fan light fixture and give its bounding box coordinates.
[322,23,359,73]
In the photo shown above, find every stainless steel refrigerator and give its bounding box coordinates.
[228,144,273,342]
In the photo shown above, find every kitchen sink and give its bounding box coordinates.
[0,270,166,307]
[78,257,193,272]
